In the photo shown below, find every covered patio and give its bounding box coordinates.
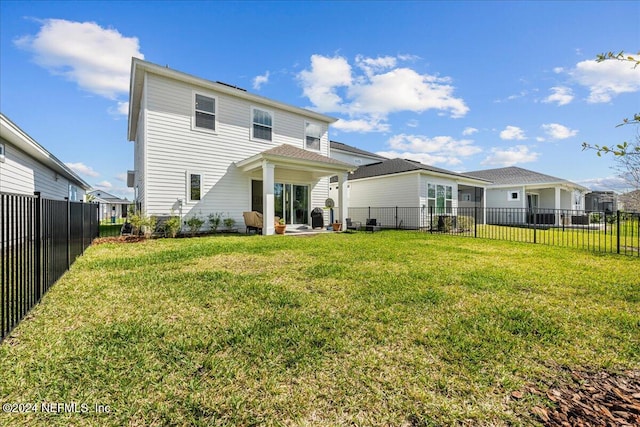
[236,144,355,235]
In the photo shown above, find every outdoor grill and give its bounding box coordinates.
[311,208,324,229]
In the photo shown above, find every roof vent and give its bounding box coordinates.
[215,81,247,92]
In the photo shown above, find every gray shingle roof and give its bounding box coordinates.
[330,140,387,160]
[348,158,489,182]
[465,166,577,186]
[262,144,353,167]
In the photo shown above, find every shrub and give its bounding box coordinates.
[208,212,222,232]
[589,212,601,224]
[185,215,204,237]
[223,215,236,229]
[164,216,181,238]
[129,213,157,237]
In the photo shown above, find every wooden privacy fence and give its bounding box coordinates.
[0,192,99,342]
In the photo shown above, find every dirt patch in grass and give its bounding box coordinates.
[93,235,147,245]
[514,368,640,426]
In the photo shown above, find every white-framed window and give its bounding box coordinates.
[0,142,4,162]
[508,190,520,201]
[69,185,78,201]
[192,92,217,132]
[251,107,273,142]
[187,172,202,201]
[427,183,453,213]
[305,121,321,150]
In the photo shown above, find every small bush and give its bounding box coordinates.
[164,216,181,238]
[223,215,236,229]
[129,213,157,237]
[185,215,204,236]
[589,212,601,224]
[208,212,222,233]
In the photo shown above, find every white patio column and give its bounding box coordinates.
[555,187,561,226]
[262,161,275,235]
[337,172,349,225]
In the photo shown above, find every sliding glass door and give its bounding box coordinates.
[254,181,309,225]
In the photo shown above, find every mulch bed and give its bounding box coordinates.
[513,368,640,426]
[92,235,147,245]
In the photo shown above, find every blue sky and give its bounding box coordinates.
[1,1,638,199]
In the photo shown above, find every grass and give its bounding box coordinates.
[0,231,638,426]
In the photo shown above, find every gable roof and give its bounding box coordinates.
[0,113,91,190]
[128,58,337,141]
[88,190,129,203]
[236,143,355,175]
[465,166,588,191]
[348,158,490,184]
[330,140,387,160]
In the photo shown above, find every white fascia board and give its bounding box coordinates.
[0,113,91,190]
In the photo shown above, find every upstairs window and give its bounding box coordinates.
[251,107,273,141]
[194,93,216,131]
[305,122,321,150]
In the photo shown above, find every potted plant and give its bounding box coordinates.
[275,218,286,234]
[332,221,342,232]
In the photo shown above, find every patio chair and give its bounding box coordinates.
[243,211,263,234]
[365,218,381,233]
[346,218,361,231]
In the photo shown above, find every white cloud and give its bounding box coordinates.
[333,118,390,133]
[576,175,628,192]
[406,119,419,128]
[94,180,113,190]
[381,133,482,166]
[252,71,270,90]
[462,127,478,136]
[499,126,527,141]
[570,57,640,103]
[14,19,143,114]
[541,123,578,140]
[543,86,574,106]
[481,145,539,166]
[298,54,468,132]
[298,55,352,112]
[115,172,128,182]
[66,162,99,177]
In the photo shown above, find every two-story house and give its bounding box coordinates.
[127,59,354,235]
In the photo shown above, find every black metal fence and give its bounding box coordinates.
[348,206,640,256]
[1,192,99,342]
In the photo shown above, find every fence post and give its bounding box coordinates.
[33,192,42,301]
[66,197,70,270]
[533,207,537,244]
[474,206,477,238]
[617,210,621,254]
[395,206,398,229]
[429,205,434,233]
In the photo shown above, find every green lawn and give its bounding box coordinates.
[0,232,638,426]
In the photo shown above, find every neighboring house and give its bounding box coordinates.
[465,166,589,225]
[329,140,388,166]
[341,157,489,228]
[0,113,90,201]
[127,58,354,235]
[585,191,617,213]
[88,190,131,222]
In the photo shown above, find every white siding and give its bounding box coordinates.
[349,173,420,207]
[0,139,74,200]
[138,73,332,228]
